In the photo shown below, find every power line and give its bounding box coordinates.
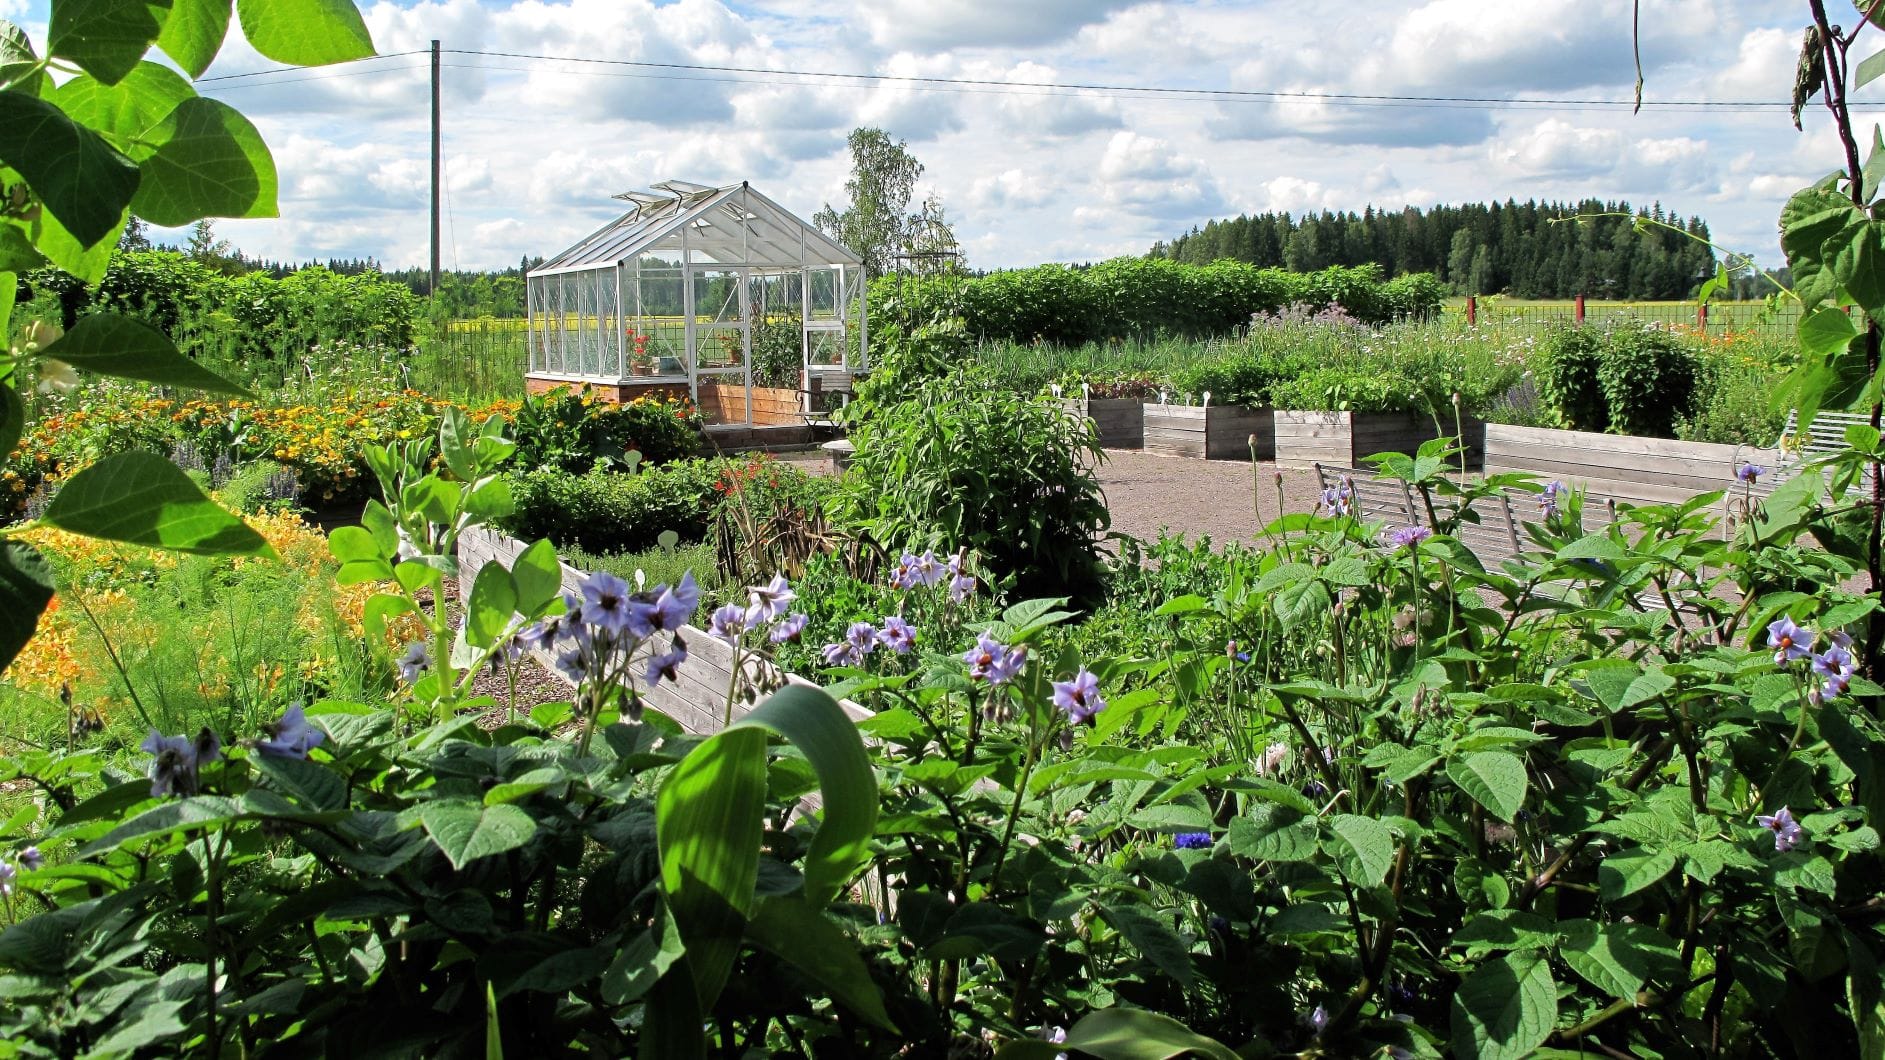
[195,50,429,82]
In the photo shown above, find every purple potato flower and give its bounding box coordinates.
[649,572,700,633]
[745,574,796,625]
[845,621,878,655]
[877,615,917,654]
[949,572,977,603]
[821,639,864,667]
[1174,832,1212,849]
[1755,806,1805,852]
[255,702,324,759]
[915,550,947,587]
[554,644,589,684]
[708,603,749,645]
[396,640,430,684]
[1813,644,1855,701]
[1384,525,1432,550]
[141,727,221,798]
[1767,616,1815,665]
[1737,462,1766,484]
[770,612,809,643]
[888,552,920,590]
[645,645,687,686]
[1052,668,1106,723]
[0,860,12,898]
[579,571,642,635]
[18,846,42,872]
[963,632,1026,685]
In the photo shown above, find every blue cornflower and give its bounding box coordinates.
[1174,832,1212,849]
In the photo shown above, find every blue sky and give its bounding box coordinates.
[10,0,1880,273]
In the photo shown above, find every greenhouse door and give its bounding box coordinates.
[803,265,848,387]
[690,264,753,425]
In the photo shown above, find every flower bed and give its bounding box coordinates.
[1142,400,1274,459]
[1273,408,1480,469]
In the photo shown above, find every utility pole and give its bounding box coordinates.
[430,38,441,297]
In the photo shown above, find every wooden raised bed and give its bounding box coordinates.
[1057,397,1144,449]
[1142,402,1273,460]
[1482,424,1777,526]
[1274,410,1481,470]
[697,383,804,426]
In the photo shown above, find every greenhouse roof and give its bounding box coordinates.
[535,181,862,274]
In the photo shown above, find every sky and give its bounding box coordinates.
[9,0,1883,274]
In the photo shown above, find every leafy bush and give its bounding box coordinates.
[1540,322,1703,437]
[1171,347,1314,406]
[563,540,725,596]
[1679,347,1789,446]
[508,386,700,472]
[1269,365,1429,413]
[837,368,1110,602]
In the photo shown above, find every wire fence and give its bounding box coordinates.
[1443,300,1804,337]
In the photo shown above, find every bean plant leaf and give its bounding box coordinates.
[1326,813,1395,888]
[235,0,374,66]
[993,1008,1240,1060]
[1451,951,1556,1060]
[1558,918,1679,1000]
[158,0,233,77]
[1782,188,1864,307]
[0,542,55,672]
[51,63,196,144]
[32,203,123,285]
[1596,847,1678,900]
[44,312,251,394]
[1447,751,1529,822]
[0,91,140,247]
[465,562,517,649]
[42,451,270,556]
[48,0,168,85]
[419,799,537,871]
[1,21,46,97]
[1798,305,1861,362]
[1227,804,1319,862]
[131,97,278,225]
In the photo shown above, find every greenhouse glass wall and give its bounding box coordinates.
[525,181,867,425]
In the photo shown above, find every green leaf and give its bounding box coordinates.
[1099,903,1196,987]
[1449,909,1557,954]
[32,203,122,284]
[158,0,232,77]
[1596,847,1677,900]
[0,223,45,272]
[0,378,23,479]
[1783,188,1864,307]
[1154,594,1209,616]
[0,541,55,672]
[0,20,46,97]
[51,63,197,144]
[42,451,270,556]
[1558,918,1679,999]
[600,901,685,1006]
[419,799,537,871]
[465,562,517,649]
[657,725,767,1009]
[0,91,140,247]
[485,981,502,1060]
[48,0,168,85]
[994,1008,1240,1060]
[235,0,374,66]
[1447,751,1529,822]
[746,897,897,1030]
[511,538,563,615]
[1226,804,1320,862]
[1326,813,1395,888]
[131,96,278,225]
[1452,951,1557,1060]
[1865,50,1885,91]
[43,312,250,394]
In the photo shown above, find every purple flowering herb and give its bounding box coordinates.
[396,640,430,684]
[745,573,796,626]
[1814,644,1855,701]
[1052,668,1106,723]
[708,603,749,645]
[770,612,809,643]
[18,846,42,872]
[1755,806,1805,852]
[1384,525,1432,550]
[1736,462,1766,484]
[962,631,1026,685]
[1539,480,1563,519]
[877,615,917,655]
[645,645,687,686]
[578,571,638,634]
[1767,616,1815,665]
[255,702,325,760]
[845,621,878,655]
[1307,1004,1330,1035]
[650,571,700,633]
[1226,640,1250,662]
[1174,832,1213,849]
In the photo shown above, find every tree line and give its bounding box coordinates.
[1150,199,1721,301]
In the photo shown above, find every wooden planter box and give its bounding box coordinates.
[697,383,803,426]
[1482,424,1778,523]
[1057,397,1144,449]
[1142,402,1274,460]
[1274,410,1482,470]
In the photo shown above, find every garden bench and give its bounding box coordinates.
[1315,462,1526,566]
[1774,409,1877,496]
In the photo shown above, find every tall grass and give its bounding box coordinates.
[408,316,528,404]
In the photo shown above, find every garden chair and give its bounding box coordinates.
[798,387,849,441]
[1771,408,1876,496]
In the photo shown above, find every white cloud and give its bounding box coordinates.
[969,169,1052,211]
[858,0,1138,51]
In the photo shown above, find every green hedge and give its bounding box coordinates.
[875,259,1443,345]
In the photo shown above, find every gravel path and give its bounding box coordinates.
[1094,449,1322,547]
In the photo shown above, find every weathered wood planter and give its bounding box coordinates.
[1482,424,1777,524]
[1142,402,1274,460]
[1057,397,1144,449]
[1274,410,1481,470]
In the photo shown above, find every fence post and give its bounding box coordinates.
[1697,302,1707,333]
[1574,294,1586,326]
[1466,295,1477,326]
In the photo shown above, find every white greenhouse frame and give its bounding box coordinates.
[526,180,868,425]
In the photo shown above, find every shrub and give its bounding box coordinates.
[562,540,725,596]
[1539,324,1607,430]
[1678,347,1789,446]
[837,368,1110,602]
[1170,347,1313,406]
[1269,366,1429,413]
[1540,322,1702,437]
[508,386,699,472]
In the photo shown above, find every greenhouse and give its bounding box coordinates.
[525,180,868,425]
